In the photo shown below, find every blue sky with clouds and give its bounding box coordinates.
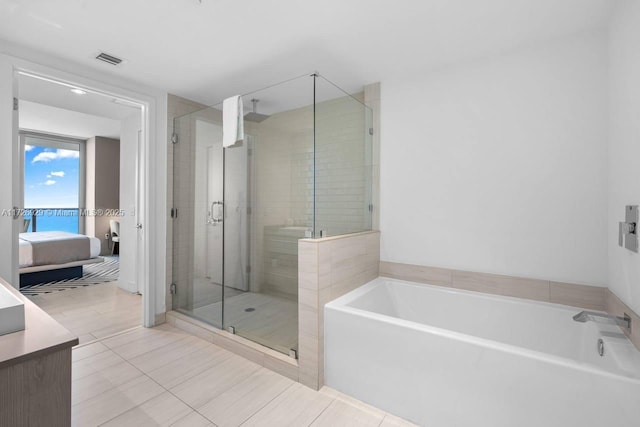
[24,145,79,208]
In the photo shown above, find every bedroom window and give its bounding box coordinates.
[21,132,85,234]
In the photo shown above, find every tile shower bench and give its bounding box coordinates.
[0,277,78,426]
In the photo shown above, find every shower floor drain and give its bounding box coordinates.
[244,307,256,312]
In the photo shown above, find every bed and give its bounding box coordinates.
[19,231,103,287]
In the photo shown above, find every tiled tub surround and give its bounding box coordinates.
[325,277,640,426]
[380,260,640,351]
[380,261,606,309]
[298,231,380,390]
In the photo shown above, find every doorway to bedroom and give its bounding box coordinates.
[16,72,143,344]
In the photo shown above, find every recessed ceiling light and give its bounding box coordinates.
[70,88,87,95]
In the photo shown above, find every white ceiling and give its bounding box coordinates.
[0,0,616,106]
[17,73,140,139]
[19,100,122,139]
[19,73,141,121]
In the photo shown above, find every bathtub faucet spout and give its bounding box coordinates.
[573,310,631,330]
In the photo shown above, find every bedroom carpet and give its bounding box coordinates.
[20,256,119,296]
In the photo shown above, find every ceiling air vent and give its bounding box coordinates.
[96,52,122,66]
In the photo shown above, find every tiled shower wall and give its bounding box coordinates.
[245,106,312,297]
[315,94,371,236]
[250,92,372,295]
[250,92,370,236]
[167,88,375,305]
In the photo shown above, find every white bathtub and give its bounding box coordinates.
[324,277,640,427]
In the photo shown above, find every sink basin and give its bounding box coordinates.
[0,285,25,336]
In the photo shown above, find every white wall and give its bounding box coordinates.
[119,114,140,293]
[380,30,608,286]
[608,1,640,314]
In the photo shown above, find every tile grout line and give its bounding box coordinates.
[236,381,297,426]
[75,325,143,349]
[128,335,215,371]
[305,396,337,427]
[102,328,193,358]
[160,357,265,406]
[71,343,110,362]
[91,344,186,426]
[109,332,196,360]
[73,327,197,424]
[71,349,142,410]
[77,364,160,425]
[71,347,131,385]
[156,350,236,391]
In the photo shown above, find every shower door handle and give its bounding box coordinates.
[209,201,223,224]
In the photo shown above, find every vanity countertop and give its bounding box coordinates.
[0,277,78,369]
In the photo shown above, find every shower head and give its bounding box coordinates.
[244,98,270,123]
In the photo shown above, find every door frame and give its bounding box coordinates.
[0,53,165,327]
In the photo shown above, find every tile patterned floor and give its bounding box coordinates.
[27,279,416,425]
[27,281,142,344]
[71,324,417,427]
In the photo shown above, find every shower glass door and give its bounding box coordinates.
[172,74,323,356]
[172,111,225,328]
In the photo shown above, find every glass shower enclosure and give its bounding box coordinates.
[171,73,373,356]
